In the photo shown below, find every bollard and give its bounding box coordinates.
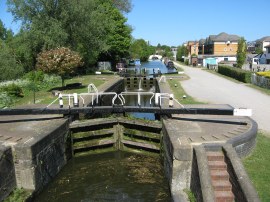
[155,93,160,106]
[73,93,79,107]
[59,93,63,108]
[169,94,174,107]
[138,93,141,106]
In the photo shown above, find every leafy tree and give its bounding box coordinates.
[177,45,188,61]
[98,3,132,69]
[129,39,150,62]
[111,0,132,13]
[36,47,83,86]
[0,41,24,81]
[7,0,129,69]
[255,47,263,54]
[236,37,247,68]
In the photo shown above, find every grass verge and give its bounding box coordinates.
[167,78,205,104]
[14,74,113,106]
[243,132,270,201]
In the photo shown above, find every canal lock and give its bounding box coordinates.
[70,76,162,156]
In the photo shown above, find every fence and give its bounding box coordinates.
[251,73,270,89]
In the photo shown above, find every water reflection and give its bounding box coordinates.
[35,151,171,202]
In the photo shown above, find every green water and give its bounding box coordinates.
[34,151,171,202]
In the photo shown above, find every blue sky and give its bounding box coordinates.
[126,0,270,46]
[1,0,270,46]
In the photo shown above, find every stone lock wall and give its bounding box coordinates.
[13,119,70,192]
[0,145,16,201]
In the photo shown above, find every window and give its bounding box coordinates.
[224,58,228,61]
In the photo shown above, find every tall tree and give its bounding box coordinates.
[177,45,188,61]
[7,0,129,69]
[236,37,247,68]
[0,41,24,81]
[129,39,150,62]
[98,2,132,68]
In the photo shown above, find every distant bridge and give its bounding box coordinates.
[148,54,163,60]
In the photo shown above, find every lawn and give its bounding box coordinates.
[167,77,204,104]
[243,132,270,201]
[14,74,113,107]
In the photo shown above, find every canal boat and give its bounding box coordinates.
[166,61,174,68]
[129,59,141,66]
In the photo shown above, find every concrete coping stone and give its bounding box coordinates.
[222,144,260,201]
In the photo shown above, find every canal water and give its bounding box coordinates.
[34,60,173,202]
[34,151,171,202]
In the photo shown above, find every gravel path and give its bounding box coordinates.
[174,63,270,134]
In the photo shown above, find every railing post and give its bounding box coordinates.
[59,93,63,108]
[73,93,79,107]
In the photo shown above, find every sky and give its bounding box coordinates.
[1,0,270,47]
[126,0,270,46]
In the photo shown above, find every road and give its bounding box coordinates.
[174,63,270,134]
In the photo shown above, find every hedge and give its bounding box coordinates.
[256,71,270,79]
[218,65,252,83]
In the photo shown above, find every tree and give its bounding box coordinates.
[98,3,132,69]
[129,39,150,62]
[111,0,132,13]
[236,37,247,68]
[0,41,24,81]
[36,47,83,86]
[7,0,130,69]
[176,45,188,61]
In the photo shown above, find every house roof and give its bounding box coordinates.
[199,39,206,45]
[211,32,240,42]
[256,36,270,42]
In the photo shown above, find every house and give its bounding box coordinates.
[187,41,199,65]
[257,45,270,64]
[247,41,256,54]
[255,36,270,53]
[197,32,241,67]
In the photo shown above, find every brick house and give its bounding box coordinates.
[198,32,241,66]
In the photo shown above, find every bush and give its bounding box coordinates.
[23,70,45,83]
[218,65,251,83]
[0,83,23,97]
[256,71,270,78]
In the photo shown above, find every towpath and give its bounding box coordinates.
[174,62,270,135]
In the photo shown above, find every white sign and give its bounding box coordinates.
[233,109,252,116]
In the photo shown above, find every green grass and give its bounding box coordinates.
[243,132,270,201]
[167,78,204,104]
[14,74,112,106]
[4,188,32,202]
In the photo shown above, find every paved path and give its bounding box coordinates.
[174,63,270,134]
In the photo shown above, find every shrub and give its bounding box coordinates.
[0,83,23,97]
[218,65,251,83]
[0,92,14,108]
[36,47,84,86]
[23,70,45,83]
[256,71,270,78]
